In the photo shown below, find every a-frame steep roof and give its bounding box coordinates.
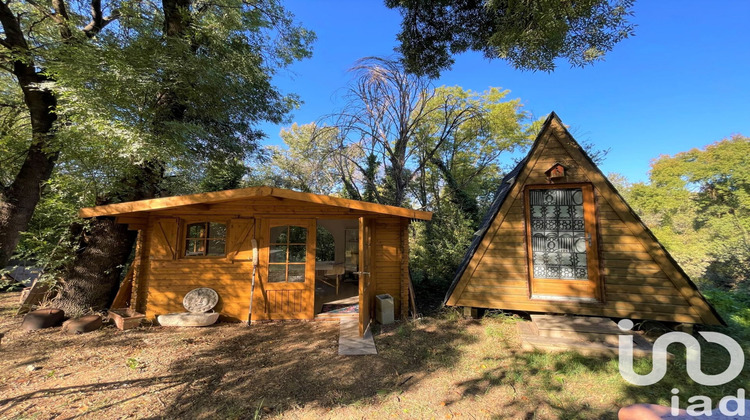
[443,112,724,325]
[442,154,528,304]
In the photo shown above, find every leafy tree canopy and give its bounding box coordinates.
[385,0,635,77]
[626,135,750,288]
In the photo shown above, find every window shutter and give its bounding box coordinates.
[227,218,255,261]
[150,218,179,260]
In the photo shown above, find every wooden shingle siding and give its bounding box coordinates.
[446,113,722,325]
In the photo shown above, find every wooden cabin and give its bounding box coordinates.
[444,112,723,325]
[79,187,432,336]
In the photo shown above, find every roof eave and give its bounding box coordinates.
[78,186,432,221]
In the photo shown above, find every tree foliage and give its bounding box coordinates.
[260,57,538,291]
[625,136,750,289]
[0,0,122,266]
[257,123,348,195]
[0,0,314,314]
[385,0,635,77]
[309,57,537,211]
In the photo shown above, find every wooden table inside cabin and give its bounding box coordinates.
[315,262,346,295]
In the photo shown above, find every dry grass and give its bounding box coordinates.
[1,292,747,419]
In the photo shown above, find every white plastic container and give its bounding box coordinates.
[375,294,395,325]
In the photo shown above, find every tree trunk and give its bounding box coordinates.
[0,0,120,267]
[53,218,137,315]
[430,157,479,222]
[52,0,188,313]
[0,3,58,266]
[53,162,163,314]
[0,71,59,267]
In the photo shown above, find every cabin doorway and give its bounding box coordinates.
[314,219,360,318]
[261,219,316,319]
[525,184,602,301]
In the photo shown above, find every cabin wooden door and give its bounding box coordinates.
[357,217,375,336]
[525,184,602,301]
[261,219,316,319]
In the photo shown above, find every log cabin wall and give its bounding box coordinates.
[371,217,405,314]
[446,114,721,325]
[128,196,410,322]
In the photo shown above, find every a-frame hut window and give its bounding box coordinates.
[524,183,601,300]
[185,222,227,257]
[529,188,588,280]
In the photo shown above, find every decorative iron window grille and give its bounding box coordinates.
[529,188,588,280]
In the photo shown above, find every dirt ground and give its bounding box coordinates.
[0,292,648,419]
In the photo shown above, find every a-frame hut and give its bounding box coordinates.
[445,112,723,325]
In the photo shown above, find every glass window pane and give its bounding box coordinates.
[185,239,205,256]
[289,245,306,262]
[209,223,227,239]
[269,245,287,263]
[207,239,225,256]
[288,264,305,283]
[529,188,588,280]
[289,226,307,243]
[187,223,205,239]
[268,264,285,283]
[270,226,288,244]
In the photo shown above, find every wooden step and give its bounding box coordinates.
[519,315,662,358]
[520,334,655,358]
[531,314,622,334]
[531,314,654,348]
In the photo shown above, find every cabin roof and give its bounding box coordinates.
[442,112,724,325]
[79,186,432,220]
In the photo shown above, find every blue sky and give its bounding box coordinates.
[261,1,749,183]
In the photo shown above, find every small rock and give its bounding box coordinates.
[26,364,39,372]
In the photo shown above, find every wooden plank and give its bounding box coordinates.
[602,266,665,276]
[601,259,663,269]
[150,218,178,260]
[469,278,527,287]
[606,292,689,306]
[601,251,654,261]
[454,297,701,323]
[463,284,528,295]
[400,220,409,320]
[115,216,148,224]
[599,235,643,244]
[600,243,649,252]
[473,265,529,276]
[80,186,432,220]
[473,255,528,265]
[135,225,151,314]
[603,276,670,286]
[226,218,255,261]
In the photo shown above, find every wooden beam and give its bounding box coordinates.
[80,187,272,217]
[79,185,432,221]
[115,216,148,225]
